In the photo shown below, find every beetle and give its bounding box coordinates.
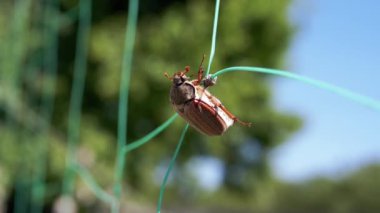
[164,56,251,136]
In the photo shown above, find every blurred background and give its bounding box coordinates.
[0,0,379,212]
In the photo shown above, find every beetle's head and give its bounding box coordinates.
[165,66,191,86]
[172,73,190,86]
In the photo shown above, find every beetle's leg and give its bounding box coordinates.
[197,55,206,82]
[204,92,252,127]
[193,66,204,86]
[200,54,206,67]
[197,54,217,89]
[202,75,217,89]
[218,105,252,127]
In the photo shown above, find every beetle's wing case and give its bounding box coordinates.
[178,86,234,136]
[183,100,234,136]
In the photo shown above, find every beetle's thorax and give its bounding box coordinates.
[170,75,195,106]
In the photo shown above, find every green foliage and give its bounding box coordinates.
[0,0,302,210]
[270,165,380,213]
[84,0,301,202]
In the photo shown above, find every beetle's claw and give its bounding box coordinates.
[202,75,217,88]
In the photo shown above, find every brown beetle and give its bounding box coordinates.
[165,56,251,136]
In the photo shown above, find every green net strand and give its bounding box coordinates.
[38,0,59,126]
[205,0,220,77]
[156,1,219,211]
[64,5,80,22]
[14,179,29,213]
[3,0,31,125]
[112,0,139,210]
[123,113,178,154]
[212,67,380,111]
[62,0,92,195]
[71,113,177,208]
[157,124,189,213]
[8,0,31,81]
[73,164,117,206]
[31,0,60,212]
[156,1,220,210]
[9,0,33,212]
[71,114,178,208]
[69,109,175,209]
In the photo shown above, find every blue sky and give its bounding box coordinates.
[270,0,380,181]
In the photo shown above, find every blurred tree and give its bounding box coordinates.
[270,164,380,213]
[81,0,301,209]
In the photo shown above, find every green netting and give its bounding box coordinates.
[31,0,59,212]
[7,0,34,212]
[157,124,189,213]
[62,0,92,195]
[205,0,220,76]
[112,0,139,211]
[212,67,380,111]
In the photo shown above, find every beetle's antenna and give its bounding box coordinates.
[197,64,204,83]
[182,66,191,76]
[199,54,206,68]
[164,72,173,80]
[177,66,191,78]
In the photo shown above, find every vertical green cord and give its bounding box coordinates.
[31,0,59,212]
[8,0,31,82]
[157,124,189,213]
[157,1,219,211]
[212,67,380,111]
[73,164,117,205]
[62,0,92,195]
[205,0,220,76]
[112,0,139,211]
[10,0,32,212]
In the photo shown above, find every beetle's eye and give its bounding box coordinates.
[173,76,183,86]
